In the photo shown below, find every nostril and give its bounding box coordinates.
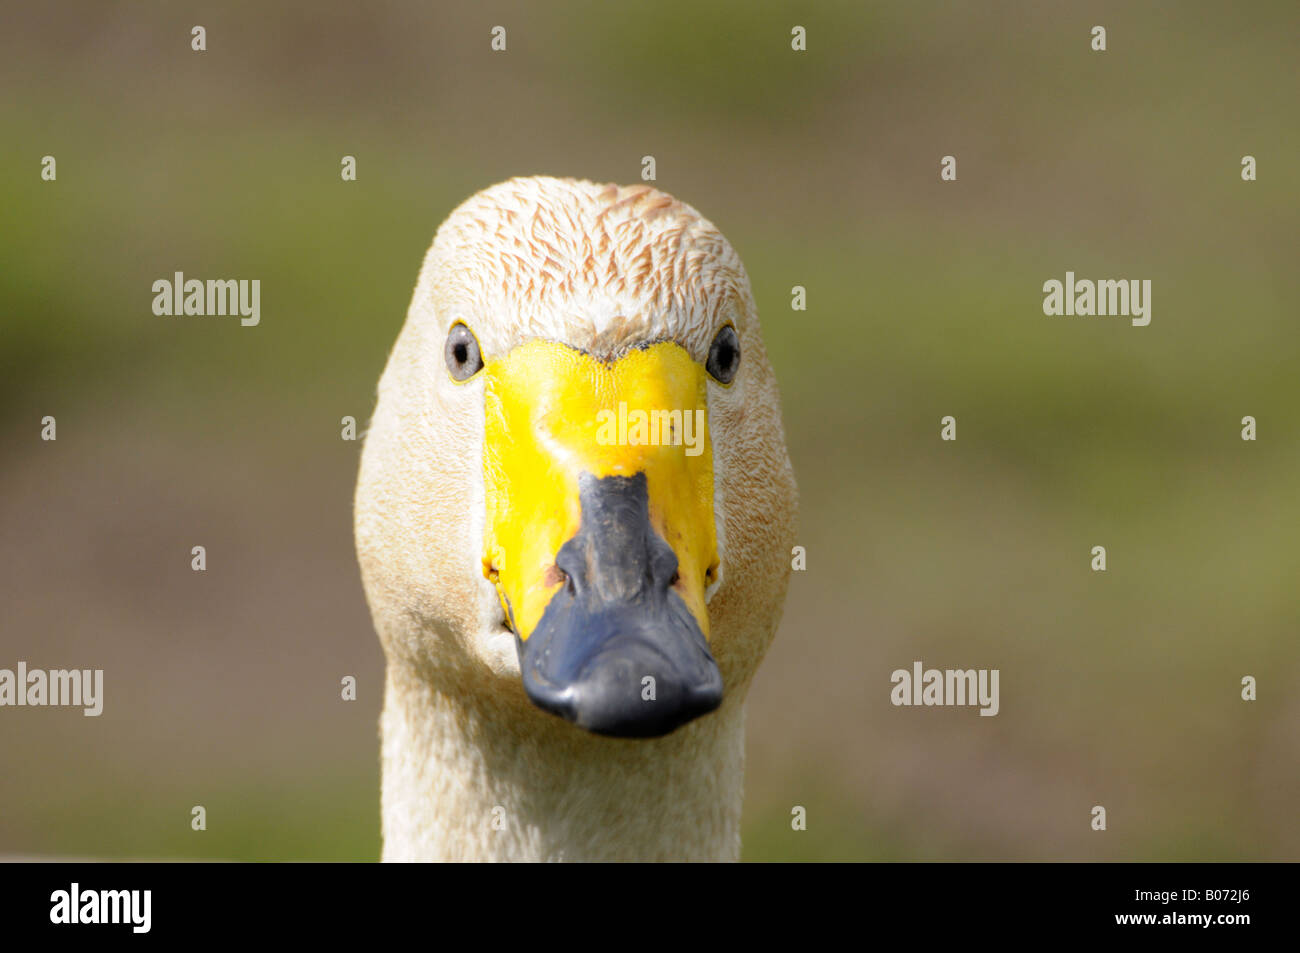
[544,563,576,596]
[553,539,590,597]
[647,538,680,593]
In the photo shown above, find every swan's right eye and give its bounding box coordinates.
[445,322,484,381]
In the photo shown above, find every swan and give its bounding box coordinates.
[354,176,798,861]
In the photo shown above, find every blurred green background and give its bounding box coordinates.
[1,1,1296,861]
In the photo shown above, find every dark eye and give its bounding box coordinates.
[445,322,484,381]
[705,325,740,384]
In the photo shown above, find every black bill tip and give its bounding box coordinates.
[522,622,723,738]
[517,472,723,738]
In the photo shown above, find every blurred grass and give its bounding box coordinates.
[1,0,1297,860]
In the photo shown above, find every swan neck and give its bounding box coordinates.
[379,665,746,861]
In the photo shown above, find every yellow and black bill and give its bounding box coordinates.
[481,338,723,737]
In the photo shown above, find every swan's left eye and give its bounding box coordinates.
[445,322,484,380]
[705,325,740,384]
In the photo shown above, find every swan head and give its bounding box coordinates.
[356,176,796,739]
